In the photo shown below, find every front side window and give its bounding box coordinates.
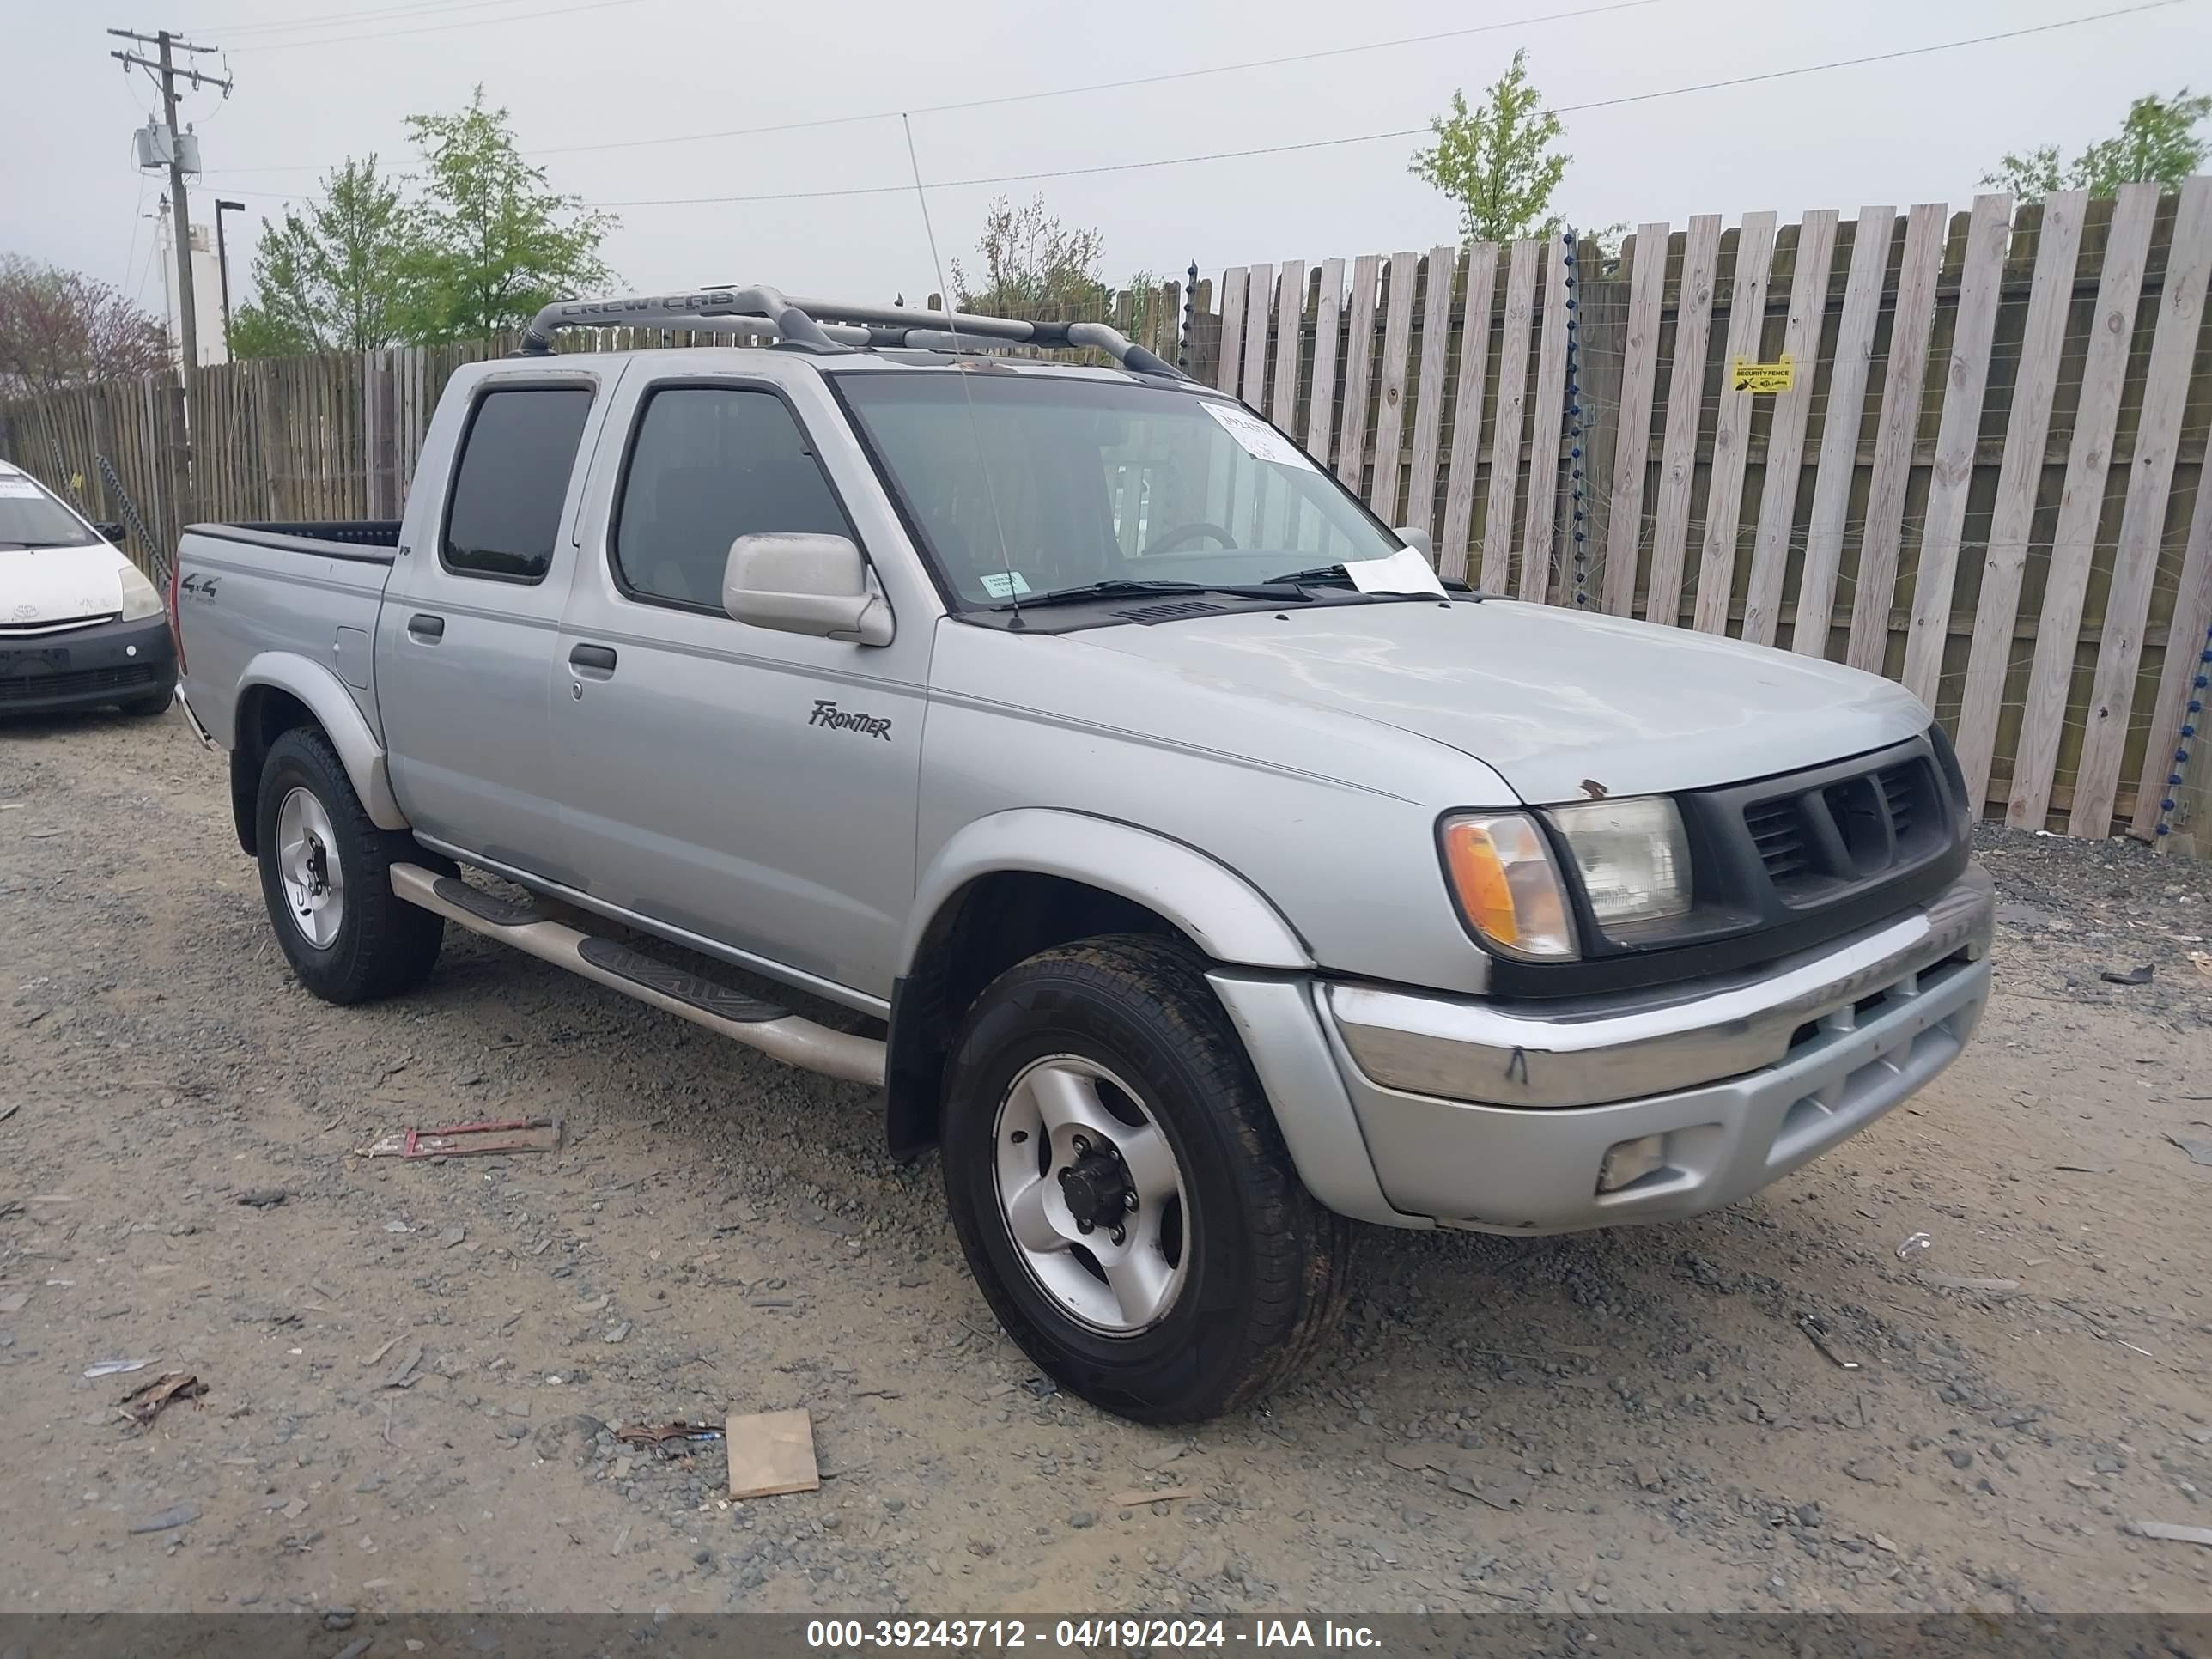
[441,386,594,582]
[0,474,99,550]
[613,386,852,610]
[836,373,1399,607]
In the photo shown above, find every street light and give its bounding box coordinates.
[214,198,245,356]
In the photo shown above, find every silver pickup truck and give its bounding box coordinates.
[175,286,1993,1422]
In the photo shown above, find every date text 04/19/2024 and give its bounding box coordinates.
[803,1620,1382,1650]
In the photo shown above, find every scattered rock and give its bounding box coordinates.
[235,1188,288,1209]
[128,1504,201,1534]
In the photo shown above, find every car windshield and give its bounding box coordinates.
[0,476,98,549]
[836,372,1403,607]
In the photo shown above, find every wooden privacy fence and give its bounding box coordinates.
[4,219,2209,844]
[1188,179,2212,846]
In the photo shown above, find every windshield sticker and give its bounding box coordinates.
[1346,545,1446,598]
[1200,401,1317,472]
[979,571,1032,599]
[0,479,44,498]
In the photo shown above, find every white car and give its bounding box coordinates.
[0,460,175,717]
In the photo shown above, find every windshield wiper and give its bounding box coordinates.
[989,578,1312,612]
[0,539,90,550]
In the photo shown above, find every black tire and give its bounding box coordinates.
[120,687,174,717]
[941,934,1352,1423]
[255,726,443,1004]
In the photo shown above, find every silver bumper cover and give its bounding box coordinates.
[1319,866,1994,1231]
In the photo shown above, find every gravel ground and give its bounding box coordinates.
[3,708,2211,1617]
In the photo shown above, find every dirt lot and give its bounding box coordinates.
[3,708,2210,1618]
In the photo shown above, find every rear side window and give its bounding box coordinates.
[441,386,594,582]
[613,386,851,610]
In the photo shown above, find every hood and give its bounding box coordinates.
[0,541,127,630]
[1075,598,1930,805]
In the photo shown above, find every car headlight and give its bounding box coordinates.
[1439,812,1577,959]
[118,562,164,621]
[1548,796,1692,929]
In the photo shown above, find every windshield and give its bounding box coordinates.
[0,475,99,550]
[836,372,1401,606]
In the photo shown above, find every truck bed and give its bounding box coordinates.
[174,520,402,754]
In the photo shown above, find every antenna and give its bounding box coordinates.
[900,114,1024,629]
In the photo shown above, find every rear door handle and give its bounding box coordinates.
[407,612,445,641]
[568,643,618,673]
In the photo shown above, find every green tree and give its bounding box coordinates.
[1409,51,1568,245]
[1984,88,2211,200]
[950,195,1107,319]
[399,87,617,343]
[228,157,414,357]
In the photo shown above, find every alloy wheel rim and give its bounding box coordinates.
[276,787,344,949]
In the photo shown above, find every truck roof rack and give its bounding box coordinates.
[514,285,1188,380]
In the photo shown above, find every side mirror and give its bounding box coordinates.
[94,520,128,544]
[722,532,893,647]
[1395,526,1433,558]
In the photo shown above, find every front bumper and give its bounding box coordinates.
[0,612,175,715]
[1316,866,1993,1231]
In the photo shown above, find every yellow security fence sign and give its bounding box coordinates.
[1731,355,1795,394]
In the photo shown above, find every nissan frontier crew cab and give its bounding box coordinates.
[173,286,1993,1423]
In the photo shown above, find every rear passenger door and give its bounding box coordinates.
[553,370,933,1006]
[378,372,606,883]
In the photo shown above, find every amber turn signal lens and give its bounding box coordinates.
[1439,813,1577,960]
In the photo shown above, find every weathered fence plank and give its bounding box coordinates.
[1741,210,1837,647]
[1954,193,2085,807]
[1480,239,1540,593]
[1645,215,1722,627]
[1404,246,1457,540]
[1519,238,1574,603]
[1791,207,1896,659]
[1336,255,1382,494]
[1306,258,1345,471]
[1600,223,1669,617]
[2071,176,2212,836]
[1437,243,1498,584]
[1904,195,2014,705]
[2009,183,2162,830]
[1692,210,1778,635]
[1846,201,1948,676]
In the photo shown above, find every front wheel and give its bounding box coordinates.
[941,934,1352,1422]
[254,726,443,1004]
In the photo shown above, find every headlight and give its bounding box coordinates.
[1439,812,1577,959]
[1548,796,1691,929]
[118,562,164,621]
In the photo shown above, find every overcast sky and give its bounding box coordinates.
[6,0,2208,320]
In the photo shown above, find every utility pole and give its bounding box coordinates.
[111,26,229,525]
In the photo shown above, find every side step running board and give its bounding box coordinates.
[390,863,885,1088]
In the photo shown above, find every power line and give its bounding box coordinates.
[199,0,583,39]
[201,0,1659,174]
[531,0,1660,159]
[223,0,659,51]
[581,0,2196,210]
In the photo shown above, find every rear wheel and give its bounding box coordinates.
[255,726,443,1004]
[941,934,1352,1422]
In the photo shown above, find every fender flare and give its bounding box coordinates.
[236,652,409,831]
[898,809,1311,976]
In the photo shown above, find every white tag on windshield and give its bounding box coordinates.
[0,479,42,498]
[1345,545,1447,598]
[980,571,1032,599]
[1201,400,1316,471]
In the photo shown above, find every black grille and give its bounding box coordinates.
[1739,755,1948,904]
[1876,763,1918,838]
[1744,798,1811,884]
[0,663,162,703]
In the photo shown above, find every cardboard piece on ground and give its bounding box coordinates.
[726,1408,818,1499]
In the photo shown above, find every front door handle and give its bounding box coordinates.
[407,612,445,641]
[568,643,618,673]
